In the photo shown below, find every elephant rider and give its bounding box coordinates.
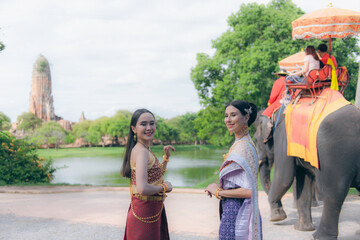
[261,69,287,142]
[317,43,337,68]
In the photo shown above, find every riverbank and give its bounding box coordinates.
[37,145,221,158]
[0,185,359,240]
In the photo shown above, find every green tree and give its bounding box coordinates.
[107,113,131,145]
[114,110,132,119]
[193,106,233,146]
[64,132,76,144]
[0,33,4,52]
[88,117,110,147]
[0,112,11,131]
[72,120,91,145]
[72,110,132,147]
[190,0,360,146]
[30,122,66,149]
[154,116,178,144]
[167,113,199,144]
[0,131,56,184]
[17,112,42,132]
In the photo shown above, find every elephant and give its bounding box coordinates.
[254,104,360,240]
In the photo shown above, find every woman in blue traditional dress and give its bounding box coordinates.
[205,100,262,240]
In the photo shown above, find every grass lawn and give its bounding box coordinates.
[37,147,125,158]
[36,144,221,159]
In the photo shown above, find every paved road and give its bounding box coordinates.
[0,186,359,240]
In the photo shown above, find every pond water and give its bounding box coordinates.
[51,148,226,187]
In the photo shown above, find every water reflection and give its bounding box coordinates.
[51,148,225,187]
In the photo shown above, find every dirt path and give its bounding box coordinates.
[0,186,359,239]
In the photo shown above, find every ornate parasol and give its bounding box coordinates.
[291,6,360,90]
[279,51,305,72]
[292,6,360,52]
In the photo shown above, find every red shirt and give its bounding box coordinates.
[321,53,337,68]
[262,76,286,118]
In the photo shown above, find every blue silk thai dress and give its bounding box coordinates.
[218,135,262,240]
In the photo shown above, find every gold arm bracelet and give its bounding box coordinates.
[215,188,223,200]
[161,183,168,192]
[163,155,169,162]
[158,184,166,195]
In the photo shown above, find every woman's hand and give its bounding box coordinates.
[205,183,219,197]
[164,181,173,192]
[163,145,175,159]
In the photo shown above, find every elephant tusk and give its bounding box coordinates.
[259,159,265,166]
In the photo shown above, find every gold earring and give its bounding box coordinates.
[134,132,137,141]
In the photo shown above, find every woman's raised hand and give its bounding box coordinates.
[163,145,175,159]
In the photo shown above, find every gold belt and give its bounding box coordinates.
[133,193,165,201]
[130,188,164,224]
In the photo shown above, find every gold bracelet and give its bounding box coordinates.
[162,183,168,192]
[158,184,166,195]
[215,188,223,200]
[163,155,169,162]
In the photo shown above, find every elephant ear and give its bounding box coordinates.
[260,116,272,143]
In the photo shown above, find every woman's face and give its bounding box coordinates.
[224,105,249,137]
[132,113,156,143]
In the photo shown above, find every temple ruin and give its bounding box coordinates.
[29,55,60,121]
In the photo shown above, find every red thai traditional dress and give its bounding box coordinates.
[124,151,169,240]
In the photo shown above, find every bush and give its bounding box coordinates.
[0,131,56,184]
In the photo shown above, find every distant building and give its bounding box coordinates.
[29,55,60,121]
[79,112,86,122]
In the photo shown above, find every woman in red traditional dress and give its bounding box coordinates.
[122,108,175,240]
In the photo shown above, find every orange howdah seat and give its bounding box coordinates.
[286,65,349,94]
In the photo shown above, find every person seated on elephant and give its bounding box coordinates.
[287,46,320,83]
[261,69,287,142]
[317,43,337,68]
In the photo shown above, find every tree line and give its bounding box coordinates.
[0,110,202,148]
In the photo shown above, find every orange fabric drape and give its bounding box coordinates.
[285,88,350,168]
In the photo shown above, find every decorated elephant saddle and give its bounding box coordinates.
[284,88,350,168]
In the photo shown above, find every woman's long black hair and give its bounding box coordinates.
[121,108,155,178]
[226,100,258,127]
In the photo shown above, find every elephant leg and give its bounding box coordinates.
[313,180,349,240]
[313,197,346,240]
[294,167,315,231]
[293,176,317,209]
[259,159,271,194]
[268,157,295,222]
[292,179,297,208]
[311,179,320,207]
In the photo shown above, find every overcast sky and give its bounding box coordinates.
[0,0,359,122]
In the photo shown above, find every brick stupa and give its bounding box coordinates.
[29,55,59,121]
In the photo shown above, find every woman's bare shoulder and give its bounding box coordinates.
[131,145,149,166]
